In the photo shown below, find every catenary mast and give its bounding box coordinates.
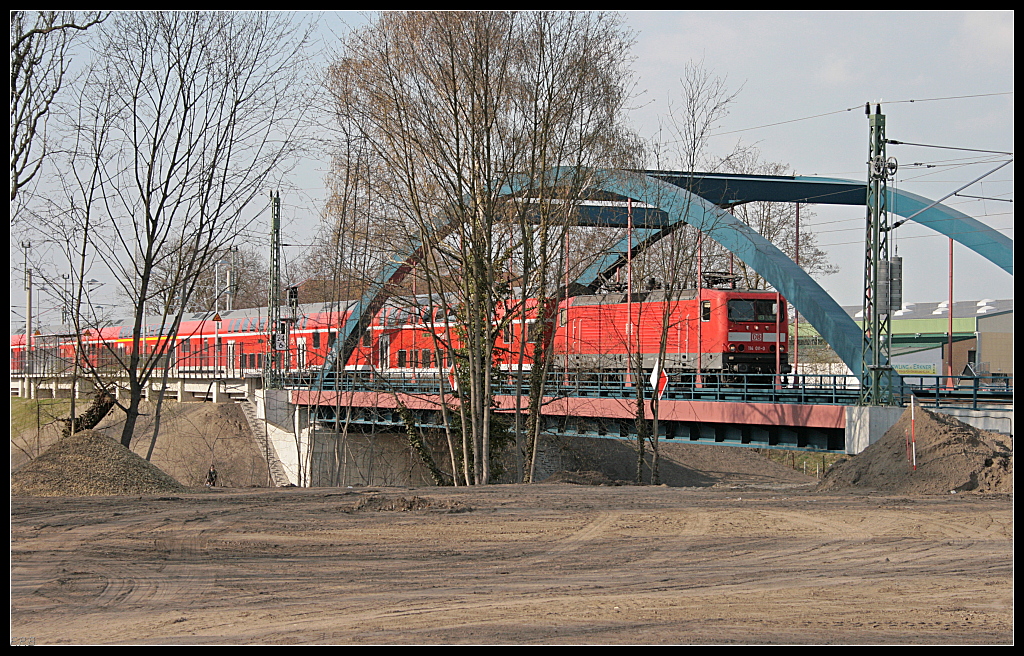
[860,104,899,405]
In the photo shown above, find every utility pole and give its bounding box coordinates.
[794,203,799,376]
[227,245,238,311]
[859,103,898,405]
[22,241,32,373]
[947,238,954,386]
[61,274,71,324]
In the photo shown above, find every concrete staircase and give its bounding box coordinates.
[239,399,293,487]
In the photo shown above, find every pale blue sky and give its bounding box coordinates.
[301,10,1013,307]
[13,11,1012,328]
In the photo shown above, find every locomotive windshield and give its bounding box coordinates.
[728,299,777,322]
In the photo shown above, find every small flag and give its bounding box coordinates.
[447,364,458,392]
[650,357,669,401]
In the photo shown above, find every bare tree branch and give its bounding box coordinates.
[51,11,313,449]
[325,11,641,484]
[10,11,106,211]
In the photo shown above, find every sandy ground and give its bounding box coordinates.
[10,484,1013,645]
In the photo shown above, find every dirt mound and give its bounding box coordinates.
[818,406,1012,494]
[11,429,188,497]
[541,470,624,486]
[350,493,472,513]
[95,401,268,488]
[544,437,816,487]
[12,400,269,487]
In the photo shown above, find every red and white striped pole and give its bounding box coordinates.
[910,394,917,471]
[775,291,782,390]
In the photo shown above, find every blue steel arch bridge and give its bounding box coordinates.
[295,168,1012,453]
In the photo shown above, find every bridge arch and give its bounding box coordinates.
[578,169,866,378]
[315,168,1012,387]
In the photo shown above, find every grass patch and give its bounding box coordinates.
[758,448,845,479]
[11,397,73,434]
[11,397,75,466]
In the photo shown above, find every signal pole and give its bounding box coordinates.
[859,104,898,405]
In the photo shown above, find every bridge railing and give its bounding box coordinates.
[14,347,1009,410]
[302,370,869,405]
[300,370,1010,409]
[898,374,1014,410]
[12,343,273,380]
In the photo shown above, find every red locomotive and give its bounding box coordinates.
[11,285,789,380]
[543,286,790,377]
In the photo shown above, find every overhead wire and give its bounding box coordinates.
[650,91,1014,145]
[886,139,1013,156]
[809,208,1014,234]
[814,221,1013,248]
[898,158,1013,183]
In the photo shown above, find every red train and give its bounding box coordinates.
[11,286,789,379]
[544,286,790,376]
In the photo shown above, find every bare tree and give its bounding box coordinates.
[10,11,105,214]
[326,11,640,484]
[147,243,270,313]
[297,143,401,305]
[54,11,312,450]
[632,68,836,484]
[635,62,743,484]
[711,147,837,287]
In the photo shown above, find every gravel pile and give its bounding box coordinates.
[818,406,1012,494]
[11,429,188,497]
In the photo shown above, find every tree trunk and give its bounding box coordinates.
[62,389,115,439]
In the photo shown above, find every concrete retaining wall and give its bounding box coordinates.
[845,404,1014,454]
[931,406,1013,437]
[845,406,905,455]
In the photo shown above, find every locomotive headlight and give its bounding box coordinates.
[737,344,744,352]
[729,344,736,352]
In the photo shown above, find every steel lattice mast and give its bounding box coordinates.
[860,104,897,405]
[265,191,284,390]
